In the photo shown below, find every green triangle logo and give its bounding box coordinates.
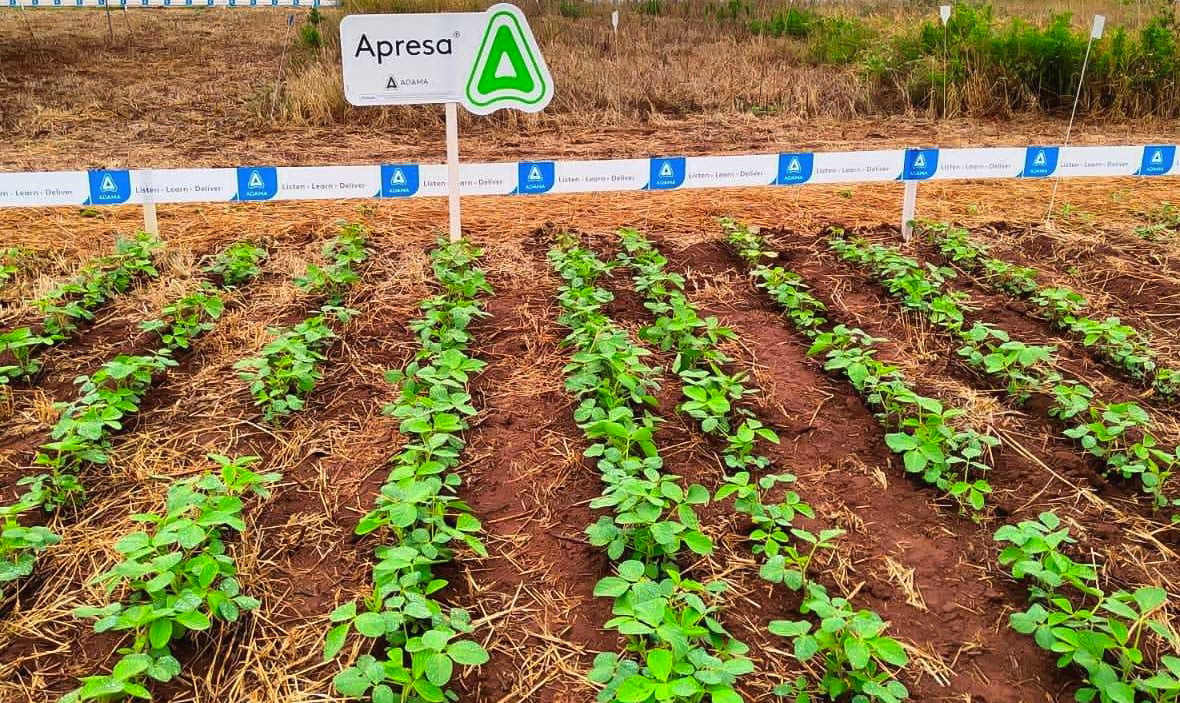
[464,4,553,115]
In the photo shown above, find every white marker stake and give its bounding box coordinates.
[611,9,619,33]
[143,202,159,236]
[940,5,951,118]
[141,170,159,236]
[901,181,918,241]
[1047,14,1103,226]
[445,101,461,243]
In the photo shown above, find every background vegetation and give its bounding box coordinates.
[281,0,1180,127]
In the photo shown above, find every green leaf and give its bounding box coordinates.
[148,618,173,650]
[681,530,713,555]
[646,649,673,682]
[794,635,819,661]
[372,684,395,703]
[323,623,350,661]
[424,652,454,686]
[447,640,490,666]
[329,601,357,623]
[1133,587,1167,612]
[618,560,646,582]
[616,675,657,703]
[421,628,450,652]
[334,667,372,697]
[413,678,447,702]
[353,612,386,638]
[873,637,908,667]
[594,576,631,598]
[709,688,743,703]
[1103,681,1135,703]
[845,638,870,669]
[174,611,211,631]
[112,654,151,682]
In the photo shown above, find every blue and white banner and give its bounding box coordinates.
[8,0,334,7]
[0,144,1176,209]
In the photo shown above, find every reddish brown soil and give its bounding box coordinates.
[983,223,1180,320]
[4,227,1179,703]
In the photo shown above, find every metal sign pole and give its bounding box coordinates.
[1046,14,1103,227]
[445,101,461,243]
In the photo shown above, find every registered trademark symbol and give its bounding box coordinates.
[453,31,460,38]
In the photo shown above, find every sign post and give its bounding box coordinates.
[340,3,554,242]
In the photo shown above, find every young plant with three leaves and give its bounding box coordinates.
[294,224,371,305]
[63,454,278,702]
[234,315,338,423]
[139,285,225,350]
[0,476,60,590]
[202,241,268,287]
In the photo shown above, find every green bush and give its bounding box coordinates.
[558,0,585,19]
[635,0,665,17]
[750,6,814,37]
[886,2,1180,117]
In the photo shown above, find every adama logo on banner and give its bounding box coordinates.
[235,167,278,201]
[902,149,939,180]
[1022,147,1059,178]
[515,161,555,194]
[1138,145,1176,176]
[647,157,685,190]
[86,170,131,205]
[777,153,814,185]
[380,164,420,197]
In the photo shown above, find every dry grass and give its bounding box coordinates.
[4,1,1180,171]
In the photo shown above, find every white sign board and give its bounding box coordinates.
[340,3,553,115]
[1091,14,1105,39]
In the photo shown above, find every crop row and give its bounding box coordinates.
[614,227,910,703]
[62,454,278,702]
[234,226,368,423]
[724,221,1180,702]
[0,241,268,592]
[828,231,1180,514]
[993,511,1178,703]
[57,227,377,701]
[556,233,906,702]
[322,238,493,703]
[922,222,1177,402]
[722,219,995,513]
[0,232,162,386]
[549,233,753,703]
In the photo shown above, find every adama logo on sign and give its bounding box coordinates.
[380,164,420,197]
[235,167,278,201]
[777,152,814,186]
[86,170,131,205]
[516,161,554,194]
[1138,145,1176,177]
[1021,147,1059,178]
[647,157,685,190]
[902,149,939,180]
